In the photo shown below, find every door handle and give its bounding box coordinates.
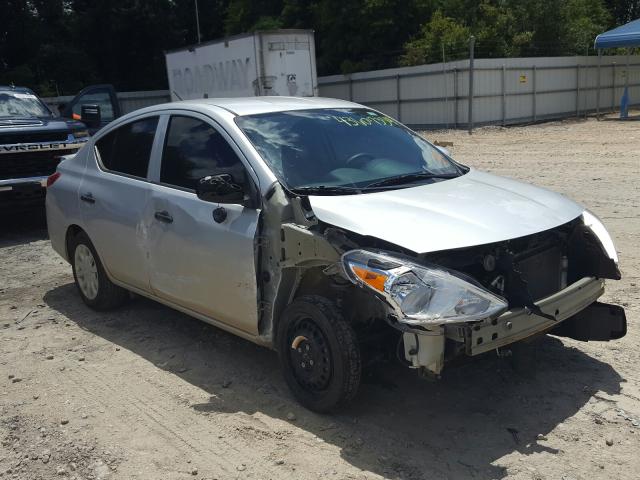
[80,193,95,204]
[154,210,173,224]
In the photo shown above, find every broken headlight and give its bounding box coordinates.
[582,210,618,264]
[342,250,507,326]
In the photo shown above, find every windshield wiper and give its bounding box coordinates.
[365,171,459,189]
[291,185,362,195]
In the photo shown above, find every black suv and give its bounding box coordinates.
[0,85,119,210]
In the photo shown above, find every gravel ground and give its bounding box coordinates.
[0,112,638,480]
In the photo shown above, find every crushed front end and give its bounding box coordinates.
[337,211,626,378]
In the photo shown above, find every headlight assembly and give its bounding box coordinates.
[342,250,507,326]
[582,210,618,264]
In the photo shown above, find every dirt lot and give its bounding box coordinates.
[1,112,639,480]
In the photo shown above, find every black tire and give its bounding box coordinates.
[277,295,361,412]
[69,231,128,310]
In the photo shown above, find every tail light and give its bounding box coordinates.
[47,172,61,188]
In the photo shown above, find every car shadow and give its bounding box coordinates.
[44,282,622,479]
[0,207,48,248]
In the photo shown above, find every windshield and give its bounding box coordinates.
[0,91,52,119]
[235,108,464,194]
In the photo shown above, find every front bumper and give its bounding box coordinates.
[466,276,604,355]
[402,276,625,376]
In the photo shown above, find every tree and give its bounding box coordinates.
[604,0,640,24]
[563,0,611,54]
[0,0,628,93]
[224,0,284,33]
[401,10,470,65]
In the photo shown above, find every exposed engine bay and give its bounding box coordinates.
[422,215,620,310]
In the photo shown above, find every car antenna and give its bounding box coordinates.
[172,90,183,101]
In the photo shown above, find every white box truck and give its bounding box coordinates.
[165,29,318,101]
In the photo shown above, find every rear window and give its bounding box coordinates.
[95,117,158,178]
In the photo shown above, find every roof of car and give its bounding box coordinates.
[173,96,363,116]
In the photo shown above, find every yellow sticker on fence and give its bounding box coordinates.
[519,74,528,84]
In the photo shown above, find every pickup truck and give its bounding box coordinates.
[0,84,120,210]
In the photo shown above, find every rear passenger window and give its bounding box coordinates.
[95,116,158,178]
[160,116,245,190]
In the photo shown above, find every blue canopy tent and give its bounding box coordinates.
[595,18,640,49]
[594,19,640,118]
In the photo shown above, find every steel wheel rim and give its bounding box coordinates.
[75,244,99,300]
[288,317,333,392]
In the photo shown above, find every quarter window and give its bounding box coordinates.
[160,116,245,190]
[95,116,158,178]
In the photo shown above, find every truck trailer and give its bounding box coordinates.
[165,30,318,101]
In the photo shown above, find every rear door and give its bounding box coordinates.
[78,114,162,291]
[146,112,260,334]
[63,85,120,133]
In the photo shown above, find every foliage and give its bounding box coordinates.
[0,0,632,94]
[401,0,613,65]
[401,10,470,65]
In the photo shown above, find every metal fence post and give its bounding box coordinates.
[468,36,475,134]
[532,65,537,122]
[501,65,506,126]
[612,62,616,112]
[584,61,589,119]
[443,66,449,129]
[596,50,602,119]
[576,64,581,117]
[396,74,401,121]
[626,53,630,91]
[454,67,459,128]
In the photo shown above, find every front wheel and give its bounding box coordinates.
[277,295,361,412]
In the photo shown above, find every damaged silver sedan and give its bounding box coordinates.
[46,97,626,412]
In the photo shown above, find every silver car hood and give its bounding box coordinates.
[308,169,584,254]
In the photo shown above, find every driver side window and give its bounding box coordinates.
[160,116,245,191]
[71,91,115,122]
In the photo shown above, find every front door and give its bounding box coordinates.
[147,113,260,334]
[64,84,120,133]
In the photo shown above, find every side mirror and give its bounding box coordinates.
[196,174,245,204]
[80,104,101,129]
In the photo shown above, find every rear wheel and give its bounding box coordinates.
[69,231,127,310]
[277,295,361,412]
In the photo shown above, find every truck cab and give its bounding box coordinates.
[0,85,119,210]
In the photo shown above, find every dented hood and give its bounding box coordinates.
[308,169,584,254]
